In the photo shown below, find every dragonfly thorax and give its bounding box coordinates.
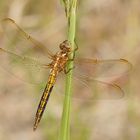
[51,52,68,72]
[52,40,71,72]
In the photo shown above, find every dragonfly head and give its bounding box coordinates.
[59,40,71,53]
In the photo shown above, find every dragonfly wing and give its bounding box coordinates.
[1,18,53,61]
[53,58,132,100]
[72,74,125,100]
[52,73,124,101]
[74,58,132,80]
[0,48,49,84]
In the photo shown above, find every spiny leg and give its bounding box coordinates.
[74,39,79,51]
[69,39,78,60]
[65,40,78,74]
[64,66,75,74]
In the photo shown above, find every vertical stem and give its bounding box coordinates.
[59,1,77,140]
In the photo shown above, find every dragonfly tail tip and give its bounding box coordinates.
[33,126,37,131]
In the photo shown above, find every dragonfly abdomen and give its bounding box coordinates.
[33,70,57,131]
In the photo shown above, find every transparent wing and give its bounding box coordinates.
[74,58,132,80]
[52,75,125,100]
[0,50,129,100]
[1,18,53,62]
[73,74,125,100]
[53,58,131,100]
[71,58,131,100]
[0,48,50,84]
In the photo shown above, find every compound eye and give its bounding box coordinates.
[59,44,64,50]
[59,40,70,50]
[63,40,69,44]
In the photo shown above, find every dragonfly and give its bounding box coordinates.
[0,18,132,131]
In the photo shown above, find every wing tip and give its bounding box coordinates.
[33,126,37,131]
[112,83,125,98]
[0,47,5,53]
[2,17,15,23]
[120,58,133,71]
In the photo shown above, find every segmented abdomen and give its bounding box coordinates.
[33,71,57,131]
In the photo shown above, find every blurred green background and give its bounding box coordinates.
[0,0,139,140]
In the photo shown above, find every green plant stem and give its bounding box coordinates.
[59,1,77,140]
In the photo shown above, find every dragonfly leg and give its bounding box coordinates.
[68,50,76,60]
[67,58,74,63]
[74,39,79,51]
[64,66,75,74]
[68,40,78,60]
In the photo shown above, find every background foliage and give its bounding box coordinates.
[0,0,139,140]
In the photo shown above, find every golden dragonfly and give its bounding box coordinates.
[0,18,132,131]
